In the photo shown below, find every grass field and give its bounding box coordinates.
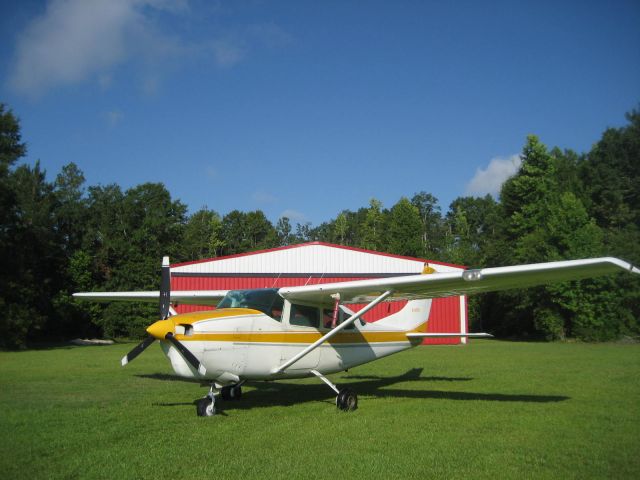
[1,340,638,479]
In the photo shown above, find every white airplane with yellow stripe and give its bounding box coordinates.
[74,256,639,416]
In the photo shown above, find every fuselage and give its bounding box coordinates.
[159,295,431,385]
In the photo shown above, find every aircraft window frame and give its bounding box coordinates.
[216,288,284,322]
[322,307,358,330]
[289,303,321,329]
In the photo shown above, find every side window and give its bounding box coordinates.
[322,309,334,328]
[290,304,320,328]
[322,308,356,329]
[270,295,284,321]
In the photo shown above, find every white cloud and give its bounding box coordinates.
[98,73,113,90]
[205,166,217,179]
[280,209,307,223]
[210,39,245,68]
[207,24,291,68]
[465,154,522,197]
[9,0,136,96]
[7,0,187,97]
[7,1,293,97]
[104,109,124,126]
[252,190,277,205]
[247,23,293,49]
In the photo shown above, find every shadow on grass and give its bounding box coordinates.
[138,373,203,384]
[139,367,569,411]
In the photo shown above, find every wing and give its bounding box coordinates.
[73,290,228,306]
[278,257,639,305]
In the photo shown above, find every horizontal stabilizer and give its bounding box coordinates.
[406,332,493,339]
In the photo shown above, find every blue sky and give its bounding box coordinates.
[1,0,639,226]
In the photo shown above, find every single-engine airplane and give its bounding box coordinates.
[74,256,639,416]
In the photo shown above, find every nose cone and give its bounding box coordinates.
[146,319,174,339]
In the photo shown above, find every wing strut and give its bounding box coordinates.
[271,290,392,374]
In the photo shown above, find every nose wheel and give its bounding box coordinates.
[196,390,216,417]
[196,381,244,416]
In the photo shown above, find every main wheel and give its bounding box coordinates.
[336,388,358,411]
[196,397,215,417]
[230,385,242,400]
[221,386,232,401]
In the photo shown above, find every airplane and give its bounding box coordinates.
[74,256,639,416]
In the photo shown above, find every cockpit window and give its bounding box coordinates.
[217,289,284,321]
[323,308,358,329]
[291,304,320,328]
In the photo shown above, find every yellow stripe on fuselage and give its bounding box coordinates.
[172,309,428,345]
[174,308,263,323]
[175,331,410,344]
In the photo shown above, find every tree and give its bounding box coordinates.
[276,217,292,246]
[80,182,187,337]
[0,104,26,237]
[411,192,443,257]
[221,210,277,255]
[182,208,224,260]
[488,136,611,339]
[54,163,87,254]
[2,162,60,346]
[444,195,500,266]
[245,211,278,251]
[580,109,640,230]
[333,212,348,245]
[360,198,384,250]
[385,197,422,256]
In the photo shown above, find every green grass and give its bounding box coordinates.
[1,341,639,479]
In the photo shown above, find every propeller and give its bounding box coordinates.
[159,256,171,320]
[165,333,207,376]
[121,334,155,366]
[120,256,207,376]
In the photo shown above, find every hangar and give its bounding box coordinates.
[170,242,468,345]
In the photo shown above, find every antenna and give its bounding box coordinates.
[271,272,282,288]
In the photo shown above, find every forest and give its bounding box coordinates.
[1,103,638,348]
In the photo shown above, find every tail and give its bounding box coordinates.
[373,299,432,332]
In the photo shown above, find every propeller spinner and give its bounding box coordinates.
[120,257,206,376]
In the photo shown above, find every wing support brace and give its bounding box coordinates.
[271,290,393,374]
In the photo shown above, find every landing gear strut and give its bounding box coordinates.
[196,381,245,416]
[311,369,358,412]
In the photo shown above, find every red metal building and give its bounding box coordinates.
[171,242,468,345]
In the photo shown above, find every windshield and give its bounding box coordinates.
[216,289,284,320]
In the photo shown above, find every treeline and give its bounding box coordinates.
[0,103,638,347]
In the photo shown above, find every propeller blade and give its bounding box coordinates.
[160,256,171,320]
[121,335,156,366]
[165,333,207,376]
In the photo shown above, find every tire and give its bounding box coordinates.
[221,386,232,401]
[336,388,358,411]
[196,397,215,417]
[230,385,242,400]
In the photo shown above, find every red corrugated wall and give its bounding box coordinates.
[172,275,464,345]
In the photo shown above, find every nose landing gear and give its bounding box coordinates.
[196,381,245,416]
[196,388,216,417]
